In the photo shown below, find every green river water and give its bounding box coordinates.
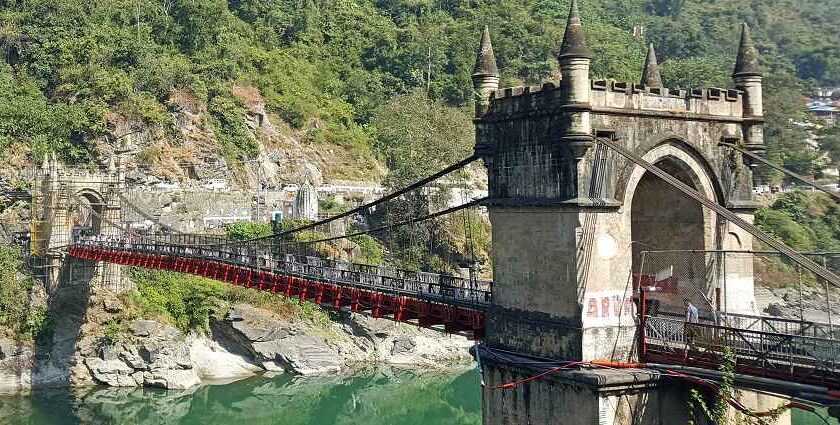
[0,367,480,425]
[0,367,834,424]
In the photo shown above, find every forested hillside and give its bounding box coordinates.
[1,0,839,181]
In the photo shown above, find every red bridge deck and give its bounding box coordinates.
[69,242,488,339]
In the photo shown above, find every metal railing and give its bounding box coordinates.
[73,237,492,310]
[721,311,840,340]
[636,250,840,324]
[643,314,840,385]
[638,249,840,385]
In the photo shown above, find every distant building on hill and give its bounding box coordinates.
[810,88,840,124]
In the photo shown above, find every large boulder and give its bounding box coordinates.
[85,320,207,390]
[102,298,124,314]
[130,320,160,337]
[138,342,161,364]
[212,304,344,375]
[342,313,473,366]
[189,336,261,381]
[118,348,148,370]
[85,358,137,387]
[225,305,294,342]
[254,335,343,375]
[143,369,201,390]
[391,336,416,356]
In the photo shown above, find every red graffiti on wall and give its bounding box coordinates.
[584,292,635,324]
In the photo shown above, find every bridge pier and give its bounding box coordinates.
[481,359,691,425]
[480,351,792,425]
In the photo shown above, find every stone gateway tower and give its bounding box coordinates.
[30,154,125,292]
[473,1,772,423]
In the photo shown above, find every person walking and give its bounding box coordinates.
[684,298,699,359]
[684,298,699,324]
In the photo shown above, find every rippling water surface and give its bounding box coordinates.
[2,367,835,425]
[0,367,481,425]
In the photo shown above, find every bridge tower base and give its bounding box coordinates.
[481,359,791,425]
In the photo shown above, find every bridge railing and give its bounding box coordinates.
[643,314,840,386]
[720,311,840,340]
[73,238,492,309]
[653,310,840,341]
[636,250,840,331]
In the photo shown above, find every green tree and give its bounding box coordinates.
[226,221,273,240]
[661,56,730,88]
[755,192,840,253]
[0,244,50,343]
[373,89,473,188]
[371,90,473,270]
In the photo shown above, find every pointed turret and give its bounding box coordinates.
[473,26,499,79]
[733,23,762,78]
[558,0,591,61]
[107,155,116,172]
[472,26,501,118]
[732,23,765,179]
[557,0,592,160]
[641,44,663,87]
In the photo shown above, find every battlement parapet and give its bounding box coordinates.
[487,82,559,117]
[591,80,742,118]
[485,79,745,121]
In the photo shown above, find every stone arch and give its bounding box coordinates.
[73,188,106,237]
[614,135,724,206]
[624,140,722,312]
[624,139,722,222]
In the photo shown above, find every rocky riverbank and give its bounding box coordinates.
[0,299,473,393]
[756,284,840,324]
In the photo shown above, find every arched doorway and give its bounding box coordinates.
[626,143,720,314]
[631,158,706,260]
[71,191,105,241]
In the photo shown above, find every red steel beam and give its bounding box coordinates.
[68,247,486,338]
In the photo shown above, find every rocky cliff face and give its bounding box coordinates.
[0,296,473,393]
[109,85,383,190]
[211,304,473,376]
[0,82,383,203]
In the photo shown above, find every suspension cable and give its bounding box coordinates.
[185,155,479,247]
[594,137,840,289]
[275,197,488,246]
[719,142,840,202]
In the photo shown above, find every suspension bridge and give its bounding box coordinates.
[16,2,840,423]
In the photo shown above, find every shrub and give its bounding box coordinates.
[128,268,226,333]
[24,308,53,346]
[99,319,124,346]
[226,221,273,240]
[0,244,46,342]
[126,267,337,333]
